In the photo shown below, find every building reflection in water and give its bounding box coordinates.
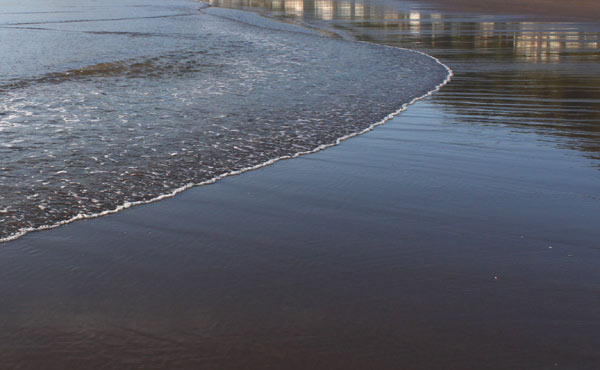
[210,0,599,63]
[353,1,364,18]
[408,12,421,34]
[315,0,333,20]
[337,1,351,18]
[209,0,600,162]
[284,0,303,15]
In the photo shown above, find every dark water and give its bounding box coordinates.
[0,0,449,242]
[210,0,600,162]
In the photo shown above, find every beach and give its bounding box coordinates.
[1,0,599,369]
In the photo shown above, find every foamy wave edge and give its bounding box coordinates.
[0,44,453,244]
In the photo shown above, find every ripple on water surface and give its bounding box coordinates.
[0,5,449,241]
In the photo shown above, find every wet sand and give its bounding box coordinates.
[3,134,599,369]
[3,104,599,369]
[1,0,600,369]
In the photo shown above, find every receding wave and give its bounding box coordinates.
[0,6,451,243]
[1,53,220,93]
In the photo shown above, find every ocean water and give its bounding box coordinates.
[0,0,449,241]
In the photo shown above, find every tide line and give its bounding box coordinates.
[0,23,453,245]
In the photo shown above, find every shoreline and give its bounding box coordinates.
[0,14,453,244]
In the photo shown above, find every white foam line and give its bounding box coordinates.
[0,37,453,245]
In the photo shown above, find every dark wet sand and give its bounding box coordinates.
[3,111,599,369]
[1,1,600,369]
[3,117,600,369]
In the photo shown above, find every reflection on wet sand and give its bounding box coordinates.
[284,0,303,15]
[211,0,600,163]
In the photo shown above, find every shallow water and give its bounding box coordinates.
[210,0,600,162]
[0,0,448,241]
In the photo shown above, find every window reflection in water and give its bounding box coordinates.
[315,0,334,20]
[408,12,421,34]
